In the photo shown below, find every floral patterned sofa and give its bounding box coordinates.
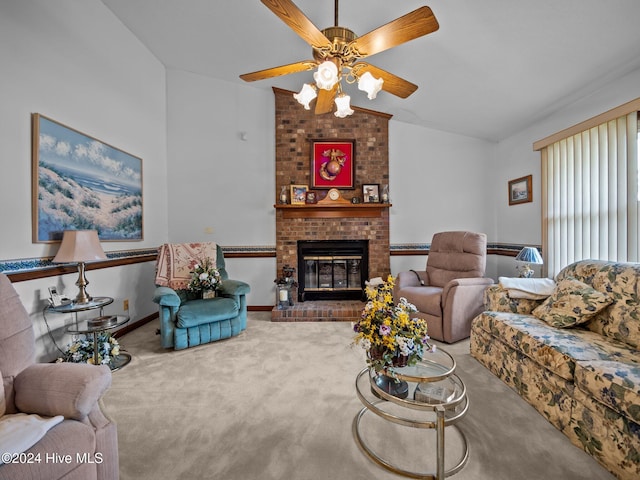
[470,260,640,480]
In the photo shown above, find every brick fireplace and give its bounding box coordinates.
[272,87,391,320]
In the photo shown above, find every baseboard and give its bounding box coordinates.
[249,305,275,312]
[114,312,158,338]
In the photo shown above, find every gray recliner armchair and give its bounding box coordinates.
[0,273,118,480]
[394,231,494,343]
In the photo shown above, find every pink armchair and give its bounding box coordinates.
[394,231,493,343]
[0,273,118,480]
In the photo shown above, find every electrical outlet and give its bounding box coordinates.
[123,299,129,311]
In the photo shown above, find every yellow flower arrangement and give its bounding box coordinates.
[353,275,433,372]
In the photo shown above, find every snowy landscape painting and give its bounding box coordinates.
[32,114,143,242]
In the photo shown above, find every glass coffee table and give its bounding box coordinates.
[354,348,469,479]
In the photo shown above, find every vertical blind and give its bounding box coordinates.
[537,107,639,277]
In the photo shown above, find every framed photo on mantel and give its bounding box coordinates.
[363,184,380,203]
[310,139,355,189]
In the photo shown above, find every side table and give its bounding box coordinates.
[46,297,131,370]
[354,348,469,479]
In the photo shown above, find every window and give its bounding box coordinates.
[534,98,640,277]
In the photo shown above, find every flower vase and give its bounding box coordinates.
[368,347,409,399]
[368,346,408,367]
[202,289,216,299]
[373,374,409,399]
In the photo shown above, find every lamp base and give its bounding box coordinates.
[74,262,93,304]
[518,264,534,278]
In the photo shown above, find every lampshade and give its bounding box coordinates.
[53,230,107,263]
[357,71,384,100]
[293,83,317,110]
[313,61,339,90]
[515,247,543,264]
[53,230,106,304]
[334,93,354,118]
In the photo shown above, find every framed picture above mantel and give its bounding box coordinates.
[310,139,355,189]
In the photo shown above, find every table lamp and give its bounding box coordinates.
[53,230,107,304]
[515,246,543,278]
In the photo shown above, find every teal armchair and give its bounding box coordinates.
[153,243,250,350]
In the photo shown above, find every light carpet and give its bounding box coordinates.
[102,313,615,480]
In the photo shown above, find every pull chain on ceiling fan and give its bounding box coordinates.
[240,0,439,117]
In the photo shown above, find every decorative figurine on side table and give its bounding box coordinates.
[274,265,298,309]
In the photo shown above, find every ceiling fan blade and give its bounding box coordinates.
[315,84,338,114]
[350,6,439,57]
[240,61,317,82]
[261,0,331,47]
[354,63,418,98]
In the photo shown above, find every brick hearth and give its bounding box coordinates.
[271,300,365,322]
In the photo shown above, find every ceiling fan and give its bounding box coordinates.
[240,0,439,116]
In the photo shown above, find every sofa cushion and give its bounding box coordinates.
[176,297,239,328]
[532,277,613,328]
[574,359,640,423]
[474,311,629,381]
[557,260,640,348]
[586,300,640,349]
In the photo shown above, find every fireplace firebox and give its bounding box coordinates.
[297,240,368,302]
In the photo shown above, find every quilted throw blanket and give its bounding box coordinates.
[155,242,218,290]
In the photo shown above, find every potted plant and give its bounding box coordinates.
[353,275,434,397]
[58,333,120,365]
[188,257,222,298]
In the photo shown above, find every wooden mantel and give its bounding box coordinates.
[274,204,391,219]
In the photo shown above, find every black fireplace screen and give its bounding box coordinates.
[297,240,368,301]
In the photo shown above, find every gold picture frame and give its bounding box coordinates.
[508,175,532,205]
[32,113,143,242]
[290,185,308,205]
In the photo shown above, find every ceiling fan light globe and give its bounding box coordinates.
[358,72,384,100]
[293,83,317,109]
[314,61,339,90]
[334,94,354,118]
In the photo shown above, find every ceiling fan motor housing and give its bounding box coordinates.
[313,26,358,62]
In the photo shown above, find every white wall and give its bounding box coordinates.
[492,65,640,278]
[389,121,497,279]
[0,0,167,360]
[165,69,276,305]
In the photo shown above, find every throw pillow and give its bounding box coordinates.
[532,277,613,328]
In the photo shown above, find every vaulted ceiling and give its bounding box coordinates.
[101,0,640,141]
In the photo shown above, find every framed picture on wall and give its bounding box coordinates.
[310,139,355,189]
[290,184,308,205]
[362,184,380,203]
[32,113,143,243]
[508,175,532,205]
